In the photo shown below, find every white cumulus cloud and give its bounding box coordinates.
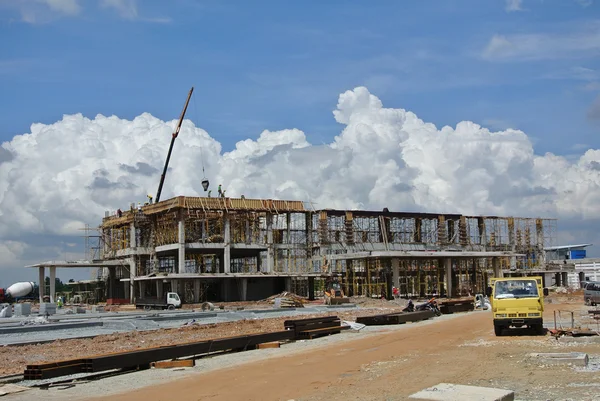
[2,86,600,280]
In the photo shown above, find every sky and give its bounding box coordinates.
[1,0,600,287]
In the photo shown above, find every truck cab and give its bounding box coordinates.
[135,292,182,310]
[487,276,548,336]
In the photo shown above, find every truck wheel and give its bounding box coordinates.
[168,304,175,310]
[144,305,151,311]
[532,324,544,335]
[494,325,503,336]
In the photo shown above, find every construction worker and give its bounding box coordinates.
[241,194,245,199]
[117,208,123,218]
[208,190,212,198]
[147,194,153,204]
[221,190,226,198]
[218,184,222,197]
[137,202,142,212]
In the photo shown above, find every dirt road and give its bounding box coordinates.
[89,302,600,401]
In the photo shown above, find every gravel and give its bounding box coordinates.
[0,305,408,376]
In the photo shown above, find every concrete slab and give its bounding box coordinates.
[558,336,600,344]
[530,352,589,367]
[409,383,514,401]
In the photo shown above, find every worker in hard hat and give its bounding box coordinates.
[147,194,153,204]
[218,184,222,197]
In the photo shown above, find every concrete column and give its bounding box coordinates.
[178,216,185,274]
[129,259,136,303]
[266,213,274,273]
[492,257,502,278]
[239,278,248,301]
[130,222,136,248]
[245,219,251,244]
[139,280,145,298]
[445,258,452,299]
[157,280,163,298]
[38,266,45,303]
[223,214,231,273]
[392,258,400,288]
[124,278,130,301]
[285,277,292,292]
[221,280,229,301]
[286,213,291,244]
[193,280,201,303]
[49,266,56,303]
[171,280,178,295]
[308,276,315,300]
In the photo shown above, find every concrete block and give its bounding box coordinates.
[409,383,514,401]
[530,352,589,367]
[14,303,31,317]
[39,303,56,316]
[0,304,12,318]
[76,307,87,314]
[91,306,104,313]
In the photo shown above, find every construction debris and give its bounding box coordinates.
[267,292,306,308]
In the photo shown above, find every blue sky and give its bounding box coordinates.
[1,0,600,286]
[1,0,599,155]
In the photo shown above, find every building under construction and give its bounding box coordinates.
[58,195,554,304]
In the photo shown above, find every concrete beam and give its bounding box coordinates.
[409,383,514,401]
[327,251,525,260]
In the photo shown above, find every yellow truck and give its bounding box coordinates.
[486,276,549,336]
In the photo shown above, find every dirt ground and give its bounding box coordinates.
[0,302,405,376]
[87,296,600,401]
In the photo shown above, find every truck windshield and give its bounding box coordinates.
[494,280,539,299]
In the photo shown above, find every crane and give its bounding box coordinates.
[154,87,210,203]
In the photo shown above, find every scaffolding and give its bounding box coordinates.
[96,195,558,301]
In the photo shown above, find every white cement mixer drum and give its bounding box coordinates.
[6,282,35,298]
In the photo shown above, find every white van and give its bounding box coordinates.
[583,281,600,306]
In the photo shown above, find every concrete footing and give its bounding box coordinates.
[39,303,56,315]
[530,352,589,367]
[409,383,514,401]
[14,303,31,316]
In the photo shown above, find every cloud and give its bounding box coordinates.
[100,0,137,19]
[99,0,171,23]
[0,0,81,23]
[574,0,593,7]
[505,0,524,12]
[482,22,600,61]
[3,87,600,279]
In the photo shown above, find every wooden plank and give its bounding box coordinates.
[257,342,281,349]
[151,360,194,369]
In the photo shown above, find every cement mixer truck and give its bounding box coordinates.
[0,282,36,302]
